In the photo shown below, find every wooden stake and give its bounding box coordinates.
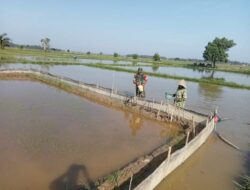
[157,100,163,119]
[170,109,174,122]
[192,116,196,136]
[185,131,190,145]
[167,146,172,163]
[129,174,134,190]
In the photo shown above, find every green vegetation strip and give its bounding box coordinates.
[106,63,250,75]
[86,64,250,90]
[0,55,81,65]
[1,48,250,75]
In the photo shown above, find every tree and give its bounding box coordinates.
[0,33,11,49]
[113,52,118,57]
[86,51,91,55]
[132,54,138,59]
[40,38,50,51]
[153,53,160,61]
[203,37,236,67]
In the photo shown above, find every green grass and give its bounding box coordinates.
[0,54,82,65]
[85,63,250,90]
[0,47,125,61]
[1,47,249,75]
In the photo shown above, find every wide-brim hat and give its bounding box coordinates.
[178,79,187,88]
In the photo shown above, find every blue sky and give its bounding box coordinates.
[1,0,250,62]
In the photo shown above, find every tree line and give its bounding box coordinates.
[1,33,236,66]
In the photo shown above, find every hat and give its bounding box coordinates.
[178,79,186,88]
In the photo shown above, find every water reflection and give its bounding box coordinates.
[159,123,179,138]
[198,83,223,101]
[40,64,50,73]
[152,65,159,72]
[124,112,144,136]
[192,68,216,78]
[49,164,94,190]
[118,65,250,86]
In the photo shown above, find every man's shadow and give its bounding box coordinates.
[49,164,95,190]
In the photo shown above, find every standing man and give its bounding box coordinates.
[173,79,187,108]
[133,68,148,97]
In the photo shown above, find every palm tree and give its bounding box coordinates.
[0,33,11,49]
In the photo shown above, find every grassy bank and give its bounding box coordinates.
[0,55,82,65]
[85,64,250,90]
[106,62,250,75]
[1,47,249,75]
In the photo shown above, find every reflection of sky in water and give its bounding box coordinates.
[0,63,250,150]
[117,66,250,86]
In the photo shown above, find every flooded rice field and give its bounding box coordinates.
[0,80,179,190]
[16,55,150,65]
[116,65,250,86]
[0,63,250,190]
[2,62,249,86]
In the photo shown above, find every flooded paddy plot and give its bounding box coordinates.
[0,63,250,190]
[0,80,181,190]
[115,65,250,86]
[14,55,151,65]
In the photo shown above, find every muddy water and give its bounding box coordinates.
[156,136,243,190]
[0,80,179,190]
[1,63,250,189]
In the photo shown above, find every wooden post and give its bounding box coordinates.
[129,173,134,190]
[170,109,174,122]
[157,100,163,119]
[152,99,155,110]
[192,116,196,136]
[185,131,190,145]
[177,107,180,121]
[167,146,172,163]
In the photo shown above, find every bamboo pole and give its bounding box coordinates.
[167,146,172,164]
[157,100,163,119]
[170,109,174,122]
[129,174,134,190]
[185,131,190,145]
[192,116,196,136]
